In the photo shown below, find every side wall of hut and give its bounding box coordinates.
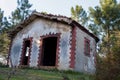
[75,27,96,73]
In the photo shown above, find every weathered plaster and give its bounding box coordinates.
[10,18,72,69]
[75,27,96,73]
[10,17,97,73]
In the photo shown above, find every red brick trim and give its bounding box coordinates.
[55,34,61,67]
[69,26,76,68]
[37,33,61,67]
[19,37,33,66]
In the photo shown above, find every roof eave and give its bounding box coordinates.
[8,12,99,42]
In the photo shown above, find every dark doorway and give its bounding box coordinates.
[22,40,31,65]
[41,37,58,66]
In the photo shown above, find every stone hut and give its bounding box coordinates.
[8,12,99,73]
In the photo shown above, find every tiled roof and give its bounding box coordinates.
[8,11,99,42]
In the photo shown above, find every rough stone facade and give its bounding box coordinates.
[8,12,99,74]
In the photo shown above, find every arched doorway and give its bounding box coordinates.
[20,37,32,66]
[41,37,58,66]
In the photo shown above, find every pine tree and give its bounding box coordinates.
[89,0,120,53]
[0,33,10,57]
[89,0,120,80]
[9,0,33,28]
[0,9,9,33]
[71,5,88,27]
[71,5,99,36]
[0,8,10,58]
[0,0,33,58]
[0,9,4,32]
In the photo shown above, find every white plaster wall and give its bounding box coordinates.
[75,27,96,73]
[10,18,72,70]
[10,37,23,67]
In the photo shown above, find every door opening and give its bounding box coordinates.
[41,37,58,66]
[22,40,30,65]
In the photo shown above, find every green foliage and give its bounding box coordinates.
[96,45,120,80]
[0,9,10,64]
[0,0,33,57]
[0,9,4,30]
[88,0,120,80]
[88,0,120,54]
[0,9,10,33]
[88,0,120,39]
[41,11,47,14]
[71,5,88,26]
[0,33,10,57]
[89,0,120,36]
[9,0,33,28]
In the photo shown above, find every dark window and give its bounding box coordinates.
[21,39,31,65]
[84,38,90,56]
